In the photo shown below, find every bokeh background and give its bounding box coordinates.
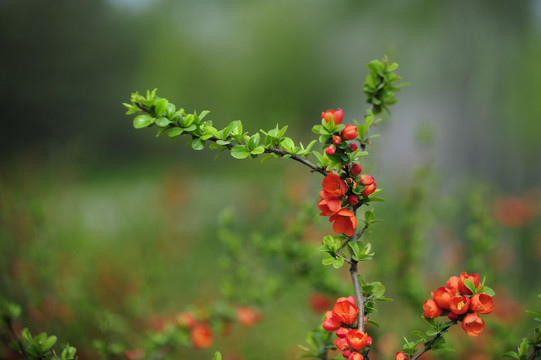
[1,0,540,359]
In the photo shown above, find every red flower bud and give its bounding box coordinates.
[470,293,494,315]
[432,287,453,309]
[343,124,359,140]
[422,299,442,318]
[323,310,342,332]
[322,109,343,125]
[333,136,342,145]
[448,312,459,321]
[325,145,336,156]
[449,295,470,315]
[350,164,362,176]
[395,351,410,360]
[359,174,374,186]
[459,272,480,295]
[348,195,359,206]
[348,352,363,360]
[461,313,485,336]
[346,329,369,351]
[446,276,460,295]
[349,142,358,152]
[336,327,349,338]
[342,350,352,358]
[366,336,373,346]
[361,182,377,197]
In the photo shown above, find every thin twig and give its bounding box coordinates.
[411,323,453,360]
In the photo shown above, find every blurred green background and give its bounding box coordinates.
[1,0,541,359]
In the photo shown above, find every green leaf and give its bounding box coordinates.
[133,114,154,129]
[230,146,250,159]
[365,211,375,223]
[248,133,260,150]
[480,287,495,296]
[280,137,295,152]
[216,140,230,145]
[277,125,288,138]
[191,138,205,151]
[223,121,240,138]
[332,257,345,269]
[322,257,335,266]
[183,114,195,127]
[371,281,386,298]
[155,117,171,127]
[502,351,520,359]
[464,279,477,294]
[250,146,265,155]
[154,98,168,116]
[199,110,210,121]
[213,352,222,360]
[42,335,57,352]
[168,127,184,138]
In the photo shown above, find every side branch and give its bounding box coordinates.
[349,223,369,332]
[411,323,453,360]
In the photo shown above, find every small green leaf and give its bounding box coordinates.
[154,98,168,116]
[168,127,184,138]
[248,133,260,150]
[322,257,335,265]
[332,257,345,269]
[213,352,222,360]
[191,138,205,150]
[155,117,171,127]
[502,351,520,359]
[251,146,265,155]
[280,137,295,152]
[230,146,250,159]
[133,114,154,129]
[463,279,477,294]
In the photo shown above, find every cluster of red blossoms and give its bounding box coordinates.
[422,272,494,337]
[317,110,377,237]
[322,296,371,360]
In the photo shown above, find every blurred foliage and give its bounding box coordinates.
[1,0,541,359]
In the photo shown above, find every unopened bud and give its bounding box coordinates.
[350,164,362,176]
[325,145,336,156]
[359,174,374,186]
[333,136,342,145]
[348,195,359,206]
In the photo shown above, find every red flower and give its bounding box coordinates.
[336,327,349,338]
[348,352,364,360]
[361,182,377,197]
[333,297,359,325]
[335,337,349,351]
[422,299,442,318]
[395,351,410,360]
[322,174,347,198]
[449,295,470,315]
[318,197,342,216]
[461,313,485,336]
[190,323,214,348]
[346,329,369,351]
[432,287,453,309]
[343,124,359,140]
[322,109,344,125]
[459,272,480,295]
[323,310,342,332]
[446,276,460,295]
[330,209,357,236]
[470,294,494,315]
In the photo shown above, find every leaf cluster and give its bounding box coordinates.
[504,296,541,359]
[363,56,408,114]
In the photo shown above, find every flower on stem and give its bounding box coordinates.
[333,296,359,325]
[343,124,359,140]
[323,310,342,332]
[449,295,470,315]
[349,143,358,152]
[461,313,485,336]
[346,329,369,351]
[446,276,460,295]
[330,209,357,236]
[422,299,442,318]
[333,135,342,145]
[318,197,342,216]
[432,287,453,309]
[470,294,494,315]
[322,174,347,198]
[322,108,343,124]
[348,352,364,360]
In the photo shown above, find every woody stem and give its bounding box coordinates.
[349,220,369,332]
